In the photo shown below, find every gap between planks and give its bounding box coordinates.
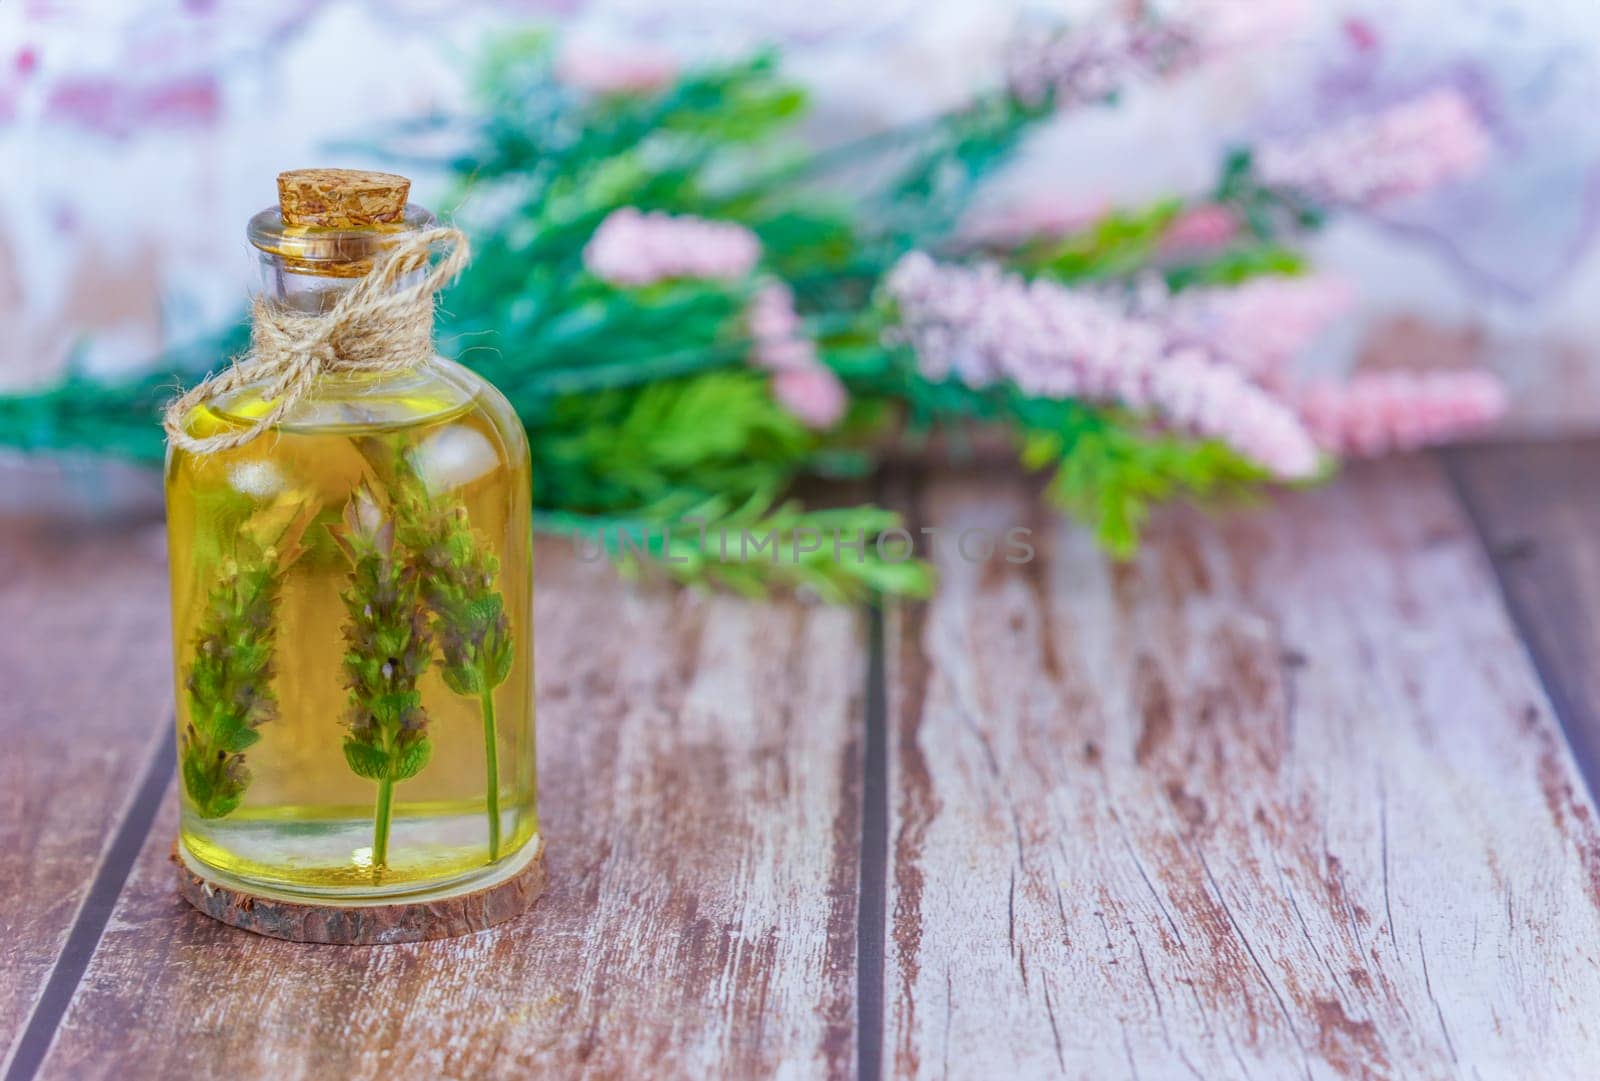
[3,725,175,1081]
[858,600,890,1081]
[1441,442,1600,809]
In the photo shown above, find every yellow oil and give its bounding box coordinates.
[165,360,537,899]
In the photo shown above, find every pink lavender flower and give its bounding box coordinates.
[1158,204,1241,255]
[885,253,1320,479]
[1297,370,1508,456]
[748,282,846,429]
[748,282,818,371]
[1150,349,1324,478]
[1255,89,1491,208]
[584,208,761,287]
[1155,274,1356,386]
[554,39,678,96]
[772,368,848,430]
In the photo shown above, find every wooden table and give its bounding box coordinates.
[4,444,1600,1080]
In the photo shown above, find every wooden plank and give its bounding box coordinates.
[1445,438,1600,800]
[884,457,1600,1079]
[0,514,173,1059]
[36,539,865,1080]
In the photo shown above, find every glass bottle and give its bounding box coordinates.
[165,170,537,899]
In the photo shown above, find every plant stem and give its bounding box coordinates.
[481,687,501,860]
[706,111,955,208]
[373,777,395,874]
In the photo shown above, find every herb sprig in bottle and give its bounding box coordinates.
[331,484,435,873]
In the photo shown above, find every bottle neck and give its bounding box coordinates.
[255,252,425,314]
[247,201,436,314]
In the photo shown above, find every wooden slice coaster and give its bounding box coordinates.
[172,837,545,945]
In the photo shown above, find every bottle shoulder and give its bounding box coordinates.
[435,359,525,444]
[188,357,516,439]
[166,357,528,505]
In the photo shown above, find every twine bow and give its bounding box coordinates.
[163,226,470,455]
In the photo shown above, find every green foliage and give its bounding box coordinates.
[532,370,817,512]
[1215,147,1326,239]
[877,369,1272,557]
[540,495,934,605]
[1011,200,1185,282]
[0,372,166,464]
[1164,244,1309,290]
[1022,415,1270,558]
[865,90,1048,257]
[462,39,804,187]
[0,319,249,466]
[1003,195,1310,293]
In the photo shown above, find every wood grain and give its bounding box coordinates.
[0,515,172,1055]
[884,458,1600,1079]
[35,539,865,1080]
[1446,438,1600,801]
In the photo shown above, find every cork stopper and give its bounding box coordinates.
[277,169,411,229]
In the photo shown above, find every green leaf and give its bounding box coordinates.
[1164,245,1309,291]
[1016,199,1184,283]
[443,663,486,696]
[343,739,390,781]
[1031,413,1271,557]
[393,738,433,782]
[197,790,242,820]
[466,595,503,629]
[218,727,261,754]
[485,642,514,688]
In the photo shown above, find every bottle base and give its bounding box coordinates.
[177,803,539,897]
[172,834,546,944]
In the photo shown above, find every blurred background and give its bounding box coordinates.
[5,0,1600,508]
